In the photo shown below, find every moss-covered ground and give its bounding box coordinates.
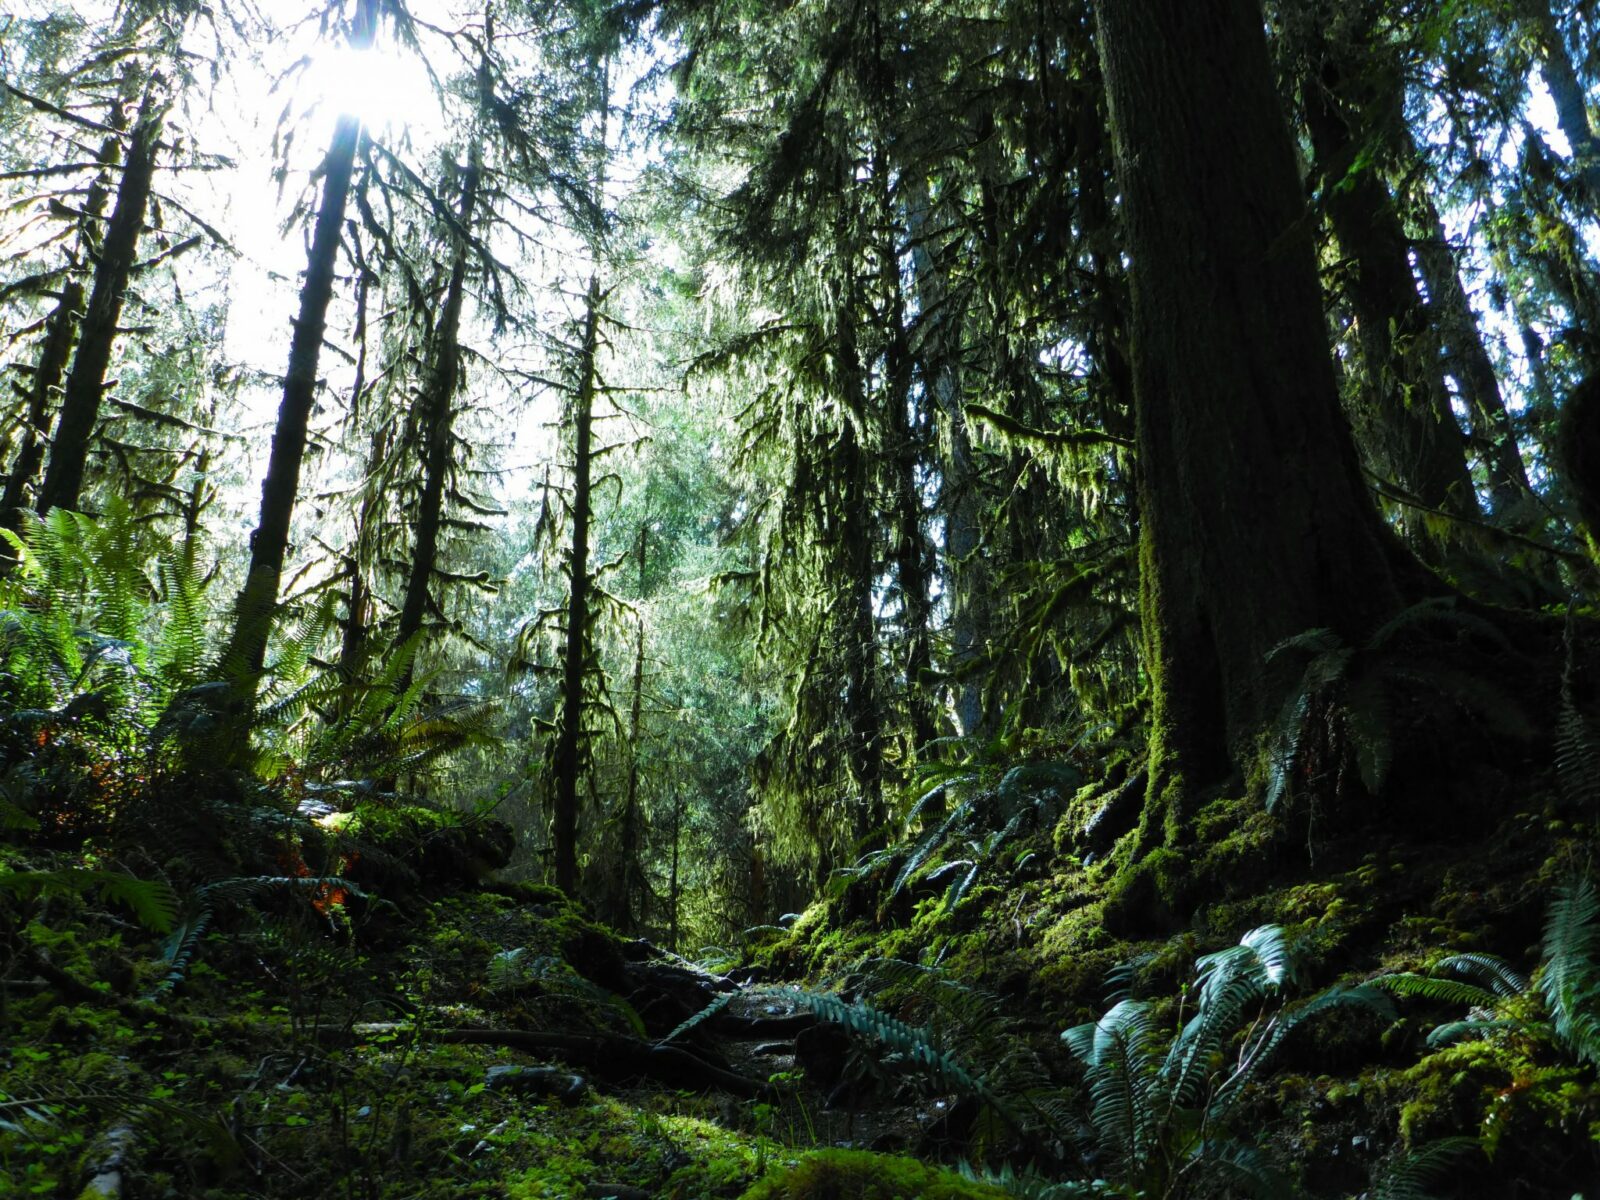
[5,763,1599,1198]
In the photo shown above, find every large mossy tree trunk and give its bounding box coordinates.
[395,153,481,658]
[223,0,377,692]
[35,95,163,517]
[1093,0,1423,841]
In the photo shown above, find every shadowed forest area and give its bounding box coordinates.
[2,0,1600,1196]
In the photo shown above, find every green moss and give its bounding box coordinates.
[739,1150,1009,1200]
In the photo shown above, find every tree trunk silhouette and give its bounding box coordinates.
[1093,0,1421,833]
[552,272,603,897]
[1409,202,1539,521]
[613,523,649,932]
[1520,0,1600,215]
[223,0,377,689]
[906,180,988,740]
[834,298,885,843]
[395,153,481,658]
[36,93,163,517]
[1300,53,1480,555]
[2,281,82,535]
[877,173,937,757]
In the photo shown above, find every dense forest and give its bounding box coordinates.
[2,0,1599,1196]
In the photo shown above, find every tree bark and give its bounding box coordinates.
[36,95,163,517]
[1409,201,1539,522]
[834,299,886,843]
[223,0,377,687]
[1,281,82,533]
[1520,0,1600,216]
[1299,53,1481,551]
[613,524,649,932]
[552,272,603,897]
[1093,0,1419,830]
[905,180,989,740]
[877,175,938,757]
[395,153,481,657]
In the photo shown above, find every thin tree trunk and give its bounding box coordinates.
[905,180,988,740]
[834,300,885,843]
[36,94,163,516]
[668,789,682,954]
[1409,202,1539,520]
[1300,55,1480,551]
[1520,0,1600,214]
[877,168,938,756]
[2,281,82,533]
[223,0,377,688]
[1094,0,1420,830]
[615,524,648,932]
[395,152,481,657]
[552,272,603,896]
[339,427,388,689]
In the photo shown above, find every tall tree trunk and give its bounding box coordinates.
[552,272,603,897]
[1409,200,1539,520]
[339,426,389,690]
[3,67,137,537]
[223,0,377,687]
[1299,54,1481,553]
[1093,0,1420,834]
[905,180,988,740]
[834,298,886,844]
[395,153,481,657]
[614,524,649,932]
[36,94,163,516]
[1520,0,1600,214]
[667,789,682,954]
[2,281,82,533]
[877,170,938,757]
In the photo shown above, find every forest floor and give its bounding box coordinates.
[3,766,1599,1199]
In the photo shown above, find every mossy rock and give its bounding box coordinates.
[739,1150,1009,1200]
[336,804,514,889]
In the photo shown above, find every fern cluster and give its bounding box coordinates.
[1376,875,1600,1067]
[1062,925,1391,1198]
[1265,598,1528,812]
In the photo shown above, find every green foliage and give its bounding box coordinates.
[1377,875,1600,1064]
[1539,875,1600,1066]
[740,1148,1011,1200]
[1062,925,1391,1197]
[1371,1137,1481,1200]
[0,866,177,932]
[1264,599,1528,810]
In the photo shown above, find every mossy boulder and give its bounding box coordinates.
[331,803,514,890]
[740,1150,1010,1200]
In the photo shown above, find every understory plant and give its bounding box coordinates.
[1061,925,1391,1198]
[1374,874,1600,1166]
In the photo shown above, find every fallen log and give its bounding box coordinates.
[333,1024,775,1100]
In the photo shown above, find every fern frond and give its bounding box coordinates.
[1194,1138,1290,1198]
[1369,596,1509,652]
[656,989,740,1046]
[1372,1136,1480,1200]
[1425,1017,1526,1046]
[1370,973,1501,1008]
[1433,952,1529,998]
[1540,875,1600,1065]
[0,869,177,933]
